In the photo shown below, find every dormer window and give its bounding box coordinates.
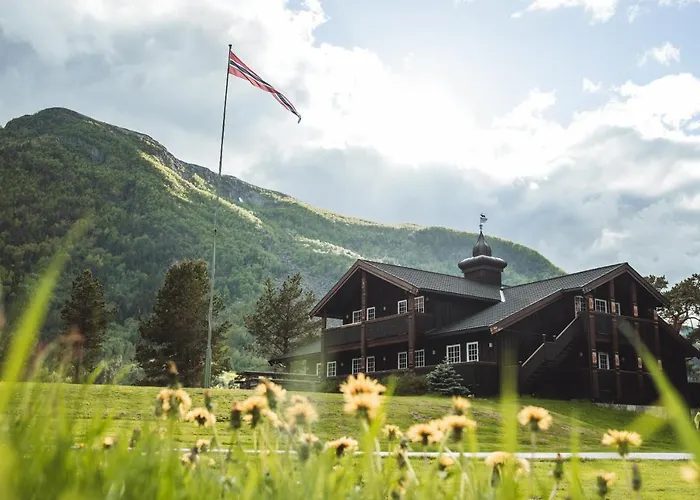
[397,300,408,314]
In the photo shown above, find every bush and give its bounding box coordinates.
[382,373,429,396]
[426,360,472,397]
[317,377,341,393]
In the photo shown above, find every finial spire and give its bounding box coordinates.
[479,213,488,233]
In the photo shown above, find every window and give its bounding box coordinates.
[316,363,322,376]
[415,349,425,368]
[612,302,621,315]
[594,299,609,314]
[446,344,461,364]
[352,310,362,324]
[398,351,408,370]
[326,361,337,377]
[574,295,586,314]
[397,299,408,314]
[598,352,610,370]
[352,358,363,374]
[299,359,307,374]
[466,342,479,362]
[366,307,376,321]
[366,356,376,372]
[414,296,425,313]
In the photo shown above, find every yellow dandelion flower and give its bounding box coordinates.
[438,454,455,470]
[452,396,471,415]
[207,458,217,467]
[102,436,115,449]
[601,430,642,456]
[596,471,616,497]
[290,395,311,405]
[230,401,244,430]
[343,392,382,421]
[441,415,477,442]
[186,407,216,427]
[255,377,287,409]
[681,462,700,484]
[518,406,553,432]
[156,389,172,416]
[285,401,319,427]
[180,451,197,467]
[383,424,403,441]
[195,439,210,452]
[406,422,444,447]
[485,452,529,478]
[300,433,320,446]
[485,451,512,468]
[241,395,268,427]
[340,373,386,399]
[326,436,358,457]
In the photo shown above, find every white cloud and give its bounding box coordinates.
[638,42,681,66]
[582,78,603,93]
[516,0,619,22]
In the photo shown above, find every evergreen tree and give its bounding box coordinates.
[135,259,230,387]
[426,360,472,397]
[244,273,320,362]
[60,269,112,380]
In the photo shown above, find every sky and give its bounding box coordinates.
[1,0,700,283]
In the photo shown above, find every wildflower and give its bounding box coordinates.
[155,389,172,416]
[681,462,699,484]
[240,395,268,428]
[395,448,408,469]
[285,401,319,428]
[195,439,210,453]
[484,452,530,478]
[186,407,216,427]
[155,387,192,420]
[452,396,471,415]
[596,471,616,498]
[290,394,311,405]
[517,406,553,432]
[406,422,444,447]
[231,401,244,430]
[339,373,386,398]
[552,453,564,482]
[343,392,382,422]
[601,430,642,456]
[383,424,403,441]
[326,436,359,457]
[204,389,214,412]
[207,458,217,467]
[102,436,115,449]
[181,451,198,468]
[438,454,455,471]
[390,485,406,499]
[297,433,320,461]
[441,415,477,442]
[254,377,286,409]
[631,462,642,492]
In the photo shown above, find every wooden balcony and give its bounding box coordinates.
[324,312,434,349]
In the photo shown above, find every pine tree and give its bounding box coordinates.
[135,259,230,387]
[244,273,320,362]
[426,360,472,397]
[60,269,112,380]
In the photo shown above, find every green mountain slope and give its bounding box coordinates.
[0,107,563,368]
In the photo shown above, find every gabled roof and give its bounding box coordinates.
[430,263,627,335]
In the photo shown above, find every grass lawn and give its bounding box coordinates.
[4,382,683,452]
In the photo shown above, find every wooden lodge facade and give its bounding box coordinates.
[271,230,700,406]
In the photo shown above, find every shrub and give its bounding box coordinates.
[317,377,341,393]
[426,360,472,397]
[386,373,429,396]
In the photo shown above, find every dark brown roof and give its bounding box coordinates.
[269,339,321,362]
[429,263,626,335]
[361,260,502,301]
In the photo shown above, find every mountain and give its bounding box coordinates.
[0,107,563,371]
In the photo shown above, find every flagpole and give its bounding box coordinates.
[204,43,232,388]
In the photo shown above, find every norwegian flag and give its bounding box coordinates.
[228,49,301,123]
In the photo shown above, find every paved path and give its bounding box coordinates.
[194,449,694,461]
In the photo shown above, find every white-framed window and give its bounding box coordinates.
[598,352,610,370]
[398,351,408,370]
[594,299,608,314]
[352,357,363,374]
[366,306,376,321]
[574,295,586,314]
[316,363,322,376]
[414,296,425,313]
[366,356,376,372]
[612,302,621,315]
[326,361,337,377]
[352,310,362,323]
[397,299,408,314]
[466,341,479,362]
[415,349,425,368]
[446,344,461,364]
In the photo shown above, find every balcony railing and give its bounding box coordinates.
[324,312,434,348]
[325,323,361,347]
[366,314,408,340]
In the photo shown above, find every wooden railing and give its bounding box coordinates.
[324,312,434,348]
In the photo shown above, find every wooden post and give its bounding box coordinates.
[609,280,622,400]
[586,294,600,399]
[360,270,367,370]
[320,310,327,377]
[408,295,416,369]
[653,309,661,368]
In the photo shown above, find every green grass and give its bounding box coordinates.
[2,383,681,452]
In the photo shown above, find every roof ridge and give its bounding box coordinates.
[361,259,500,288]
[506,262,627,289]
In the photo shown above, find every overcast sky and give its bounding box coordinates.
[1,0,699,283]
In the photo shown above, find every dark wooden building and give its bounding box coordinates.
[271,230,700,405]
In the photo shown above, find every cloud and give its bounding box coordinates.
[515,0,619,22]
[582,78,603,93]
[2,0,700,284]
[638,42,681,66]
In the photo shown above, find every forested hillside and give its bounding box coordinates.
[0,107,563,371]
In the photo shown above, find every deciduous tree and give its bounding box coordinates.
[644,273,700,333]
[135,259,230,387]
[244,273,319,363]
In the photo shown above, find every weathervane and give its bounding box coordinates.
[479,213,488,232]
